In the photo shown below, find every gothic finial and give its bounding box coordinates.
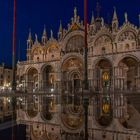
[74,7,77,18]
[112,7,119,31]
[28,28,32,40]
[113,7,118,20]
[43,25,47,36]
[101,17,104,26]
[59,20,63,33]
[42,25,47,44]
[27,29,33,48]
[124,12,128,23]
[35,33,38,42]
[91,11,95,24]
[50,30,53,38]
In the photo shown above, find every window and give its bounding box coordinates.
[102,47,106,54]
[37,57,39,61]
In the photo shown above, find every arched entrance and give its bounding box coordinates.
[94,59,113,126]
[69,71,81,93]
[61,57,83,105]
[61,57,83,92]
[118,57,139,90]
[41,65,56,121]
[94,59,112,91]
[27,68,38,92]
[41,65,55,91]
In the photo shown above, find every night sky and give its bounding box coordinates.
[0,0,140,66]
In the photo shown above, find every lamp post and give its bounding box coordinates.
[83,0,89,140]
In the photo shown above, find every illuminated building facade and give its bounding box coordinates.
[0,63,12,88]
[0,63,13,123]
[16,8,140,140]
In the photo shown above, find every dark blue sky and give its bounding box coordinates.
[0,0,140,66]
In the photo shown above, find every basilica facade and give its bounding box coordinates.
[16,7,140,140]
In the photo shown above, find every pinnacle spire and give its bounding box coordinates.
[112,7,119,32]
[59,20,63,33]
[27,29,33,48]
[74,7,77,18]
[42,25,47,44]
[50,29,54,38]
[124,12,128,23]
[43,25,47,36]
[91,11,95,24]
[35,33,38,42]
[28,29,32,41]
[113,7,118,21]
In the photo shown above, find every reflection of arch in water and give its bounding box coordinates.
[41,96,54,121]
[95,95,113,127]
[61,113,84,130]
[0,98,4,121]
[26,96,38,118]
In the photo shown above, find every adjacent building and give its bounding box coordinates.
[0,63,12,90]
[0,63,13,123]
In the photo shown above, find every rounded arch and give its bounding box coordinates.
[61,30,84,55]
[25,67,39,92]
[114,54,140,67]
[92,34,113,56]
[40,64,55,90]
[69,70,81,81]
[93,58,113,92]
[61,56,84,106]
[63,30,84,46]
[25,66,38,75]
[31,46,43,55]
[94,34,113,45]
[93,57,113,68]
[61,55,83,71]
[40,64,54,74]
[65,35,84,54]
[46,41,59,54]
[115,27,137,42]
[116,55,139,91]
[95,59,112,68]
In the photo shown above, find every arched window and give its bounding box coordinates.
[65,35,84,54]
